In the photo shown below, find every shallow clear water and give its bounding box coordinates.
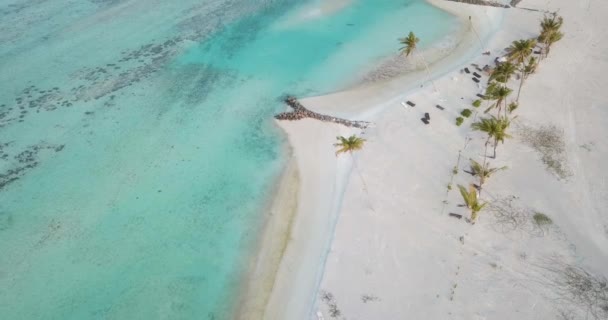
[0,0,456,318]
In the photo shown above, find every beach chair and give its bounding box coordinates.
[424,112,430,120]
[421,118,429,125]
[406,101,416,107]
[401,101,408,108]
[449,213,463,219]
[464,67,471,74]
[435,105,445,110]
[473,72,482,78]
[472,77,480,83]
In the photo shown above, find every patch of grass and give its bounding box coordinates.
[519,123,571,179]
[472,99,482,108]
[452,166,458,175]
[533,212,552,226]
[461,109,473,118]
[456,117,464,126]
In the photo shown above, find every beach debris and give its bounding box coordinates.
[435,105,445,110]
[275,96,370,129]
[406,101,416,107]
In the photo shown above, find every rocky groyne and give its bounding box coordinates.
[275,96,370,129]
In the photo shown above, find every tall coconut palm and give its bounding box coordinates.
[471,116,498,159]
[334,135,375,213]
[538,13,564,58]
[484,82,512,117]
[399,32,437,92]
[457,184,487,223]
[468,159,507,191]
[507,39,536,102]
[492,116,512,158]
[516,56,538,101]
[472,116,511,158]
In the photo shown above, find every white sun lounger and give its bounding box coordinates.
[401,101,408,108]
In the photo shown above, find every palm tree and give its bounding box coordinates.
[471,116,512,158]
[484,82,512,117]
[538,13,564,58]
[490,61,517,85]
[399,32,419,58]
[516,56,538,101]
[468,159,507,191]
[334,135,375,213]
[399,32,437,92]
[507,39,536,102]
[539,30,564,57]
[471,116,498,159]
[507,39,537,65]
[334,135,366,155]
[492,116,512,158]
[457,184,487,223]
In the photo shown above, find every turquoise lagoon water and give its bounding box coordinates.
[0,0,456,319]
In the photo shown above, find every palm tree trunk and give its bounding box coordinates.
[493,138,498,159]
[350,153,376,214]
[516,71,525,101]
[415,50,438,93]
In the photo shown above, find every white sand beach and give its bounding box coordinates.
[249,0,608,319]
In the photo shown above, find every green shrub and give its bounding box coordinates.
[456,117,464,126]
[461,109,473,118]
[533,212,552,226]
[452,166,458,175]
[472,99,482,108]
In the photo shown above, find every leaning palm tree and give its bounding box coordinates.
[457,184,487,223]
[468,159,507,191]
[484,82,512,117]
[334,135,375,213]
[399,31,437,92]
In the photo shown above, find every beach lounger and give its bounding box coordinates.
[435,105,444,110]
[464,67,471,74]
[476,93,486,99]
[421,118,429,125]
[401,101,408,108]
[472,77,480,83]
[424,112,430,120]
[449,213,463,219]
[534,50,541,54]
[406,101,415,107]
[473,72,481,78]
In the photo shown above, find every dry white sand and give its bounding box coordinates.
[250,0,608,319]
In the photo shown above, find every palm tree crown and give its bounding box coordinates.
[469,159,507,187]
[471,116,512,158]
[334,135,366,155]
[490,62,517,84]
[399,31,420,57]
[507,39,537,65]
[457,184,487,223]
[484,82,512,116]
